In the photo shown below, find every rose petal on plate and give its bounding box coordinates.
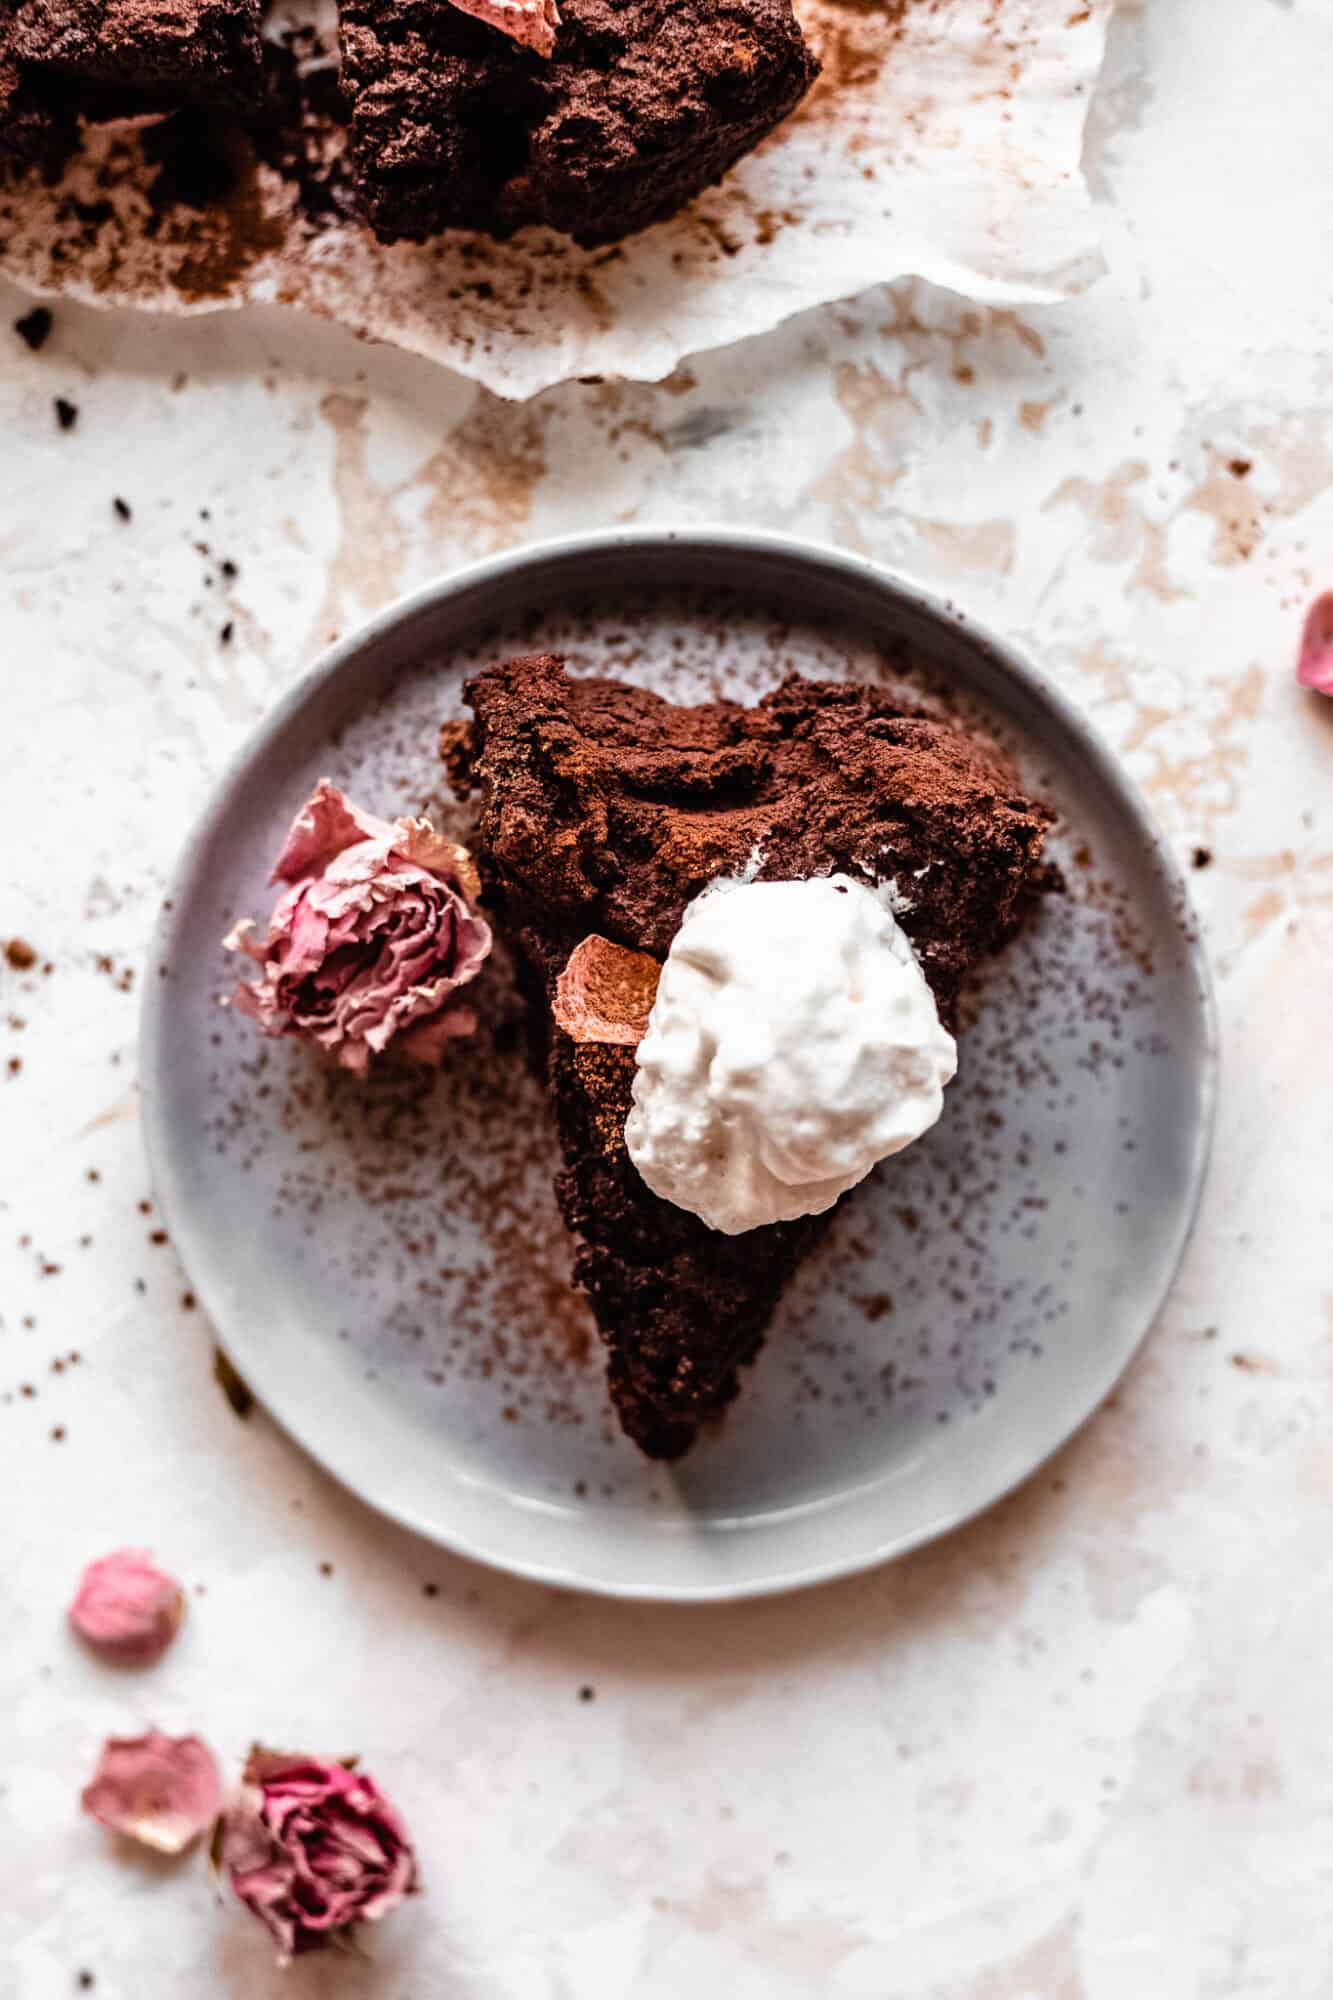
[553,936,661,1047]
[69,1549,185,1664]
[223,782,491,1073]
[82,1730,222,1855]
[1296,592,1333,696]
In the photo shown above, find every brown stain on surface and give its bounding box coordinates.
[309,393,410,643]
[951,1915,1085,1999]
[1183,421,1333,568]
[916,516,1016,574]
[1045,459,1183,602]
[809,358,920,543]
[414,397,547,548]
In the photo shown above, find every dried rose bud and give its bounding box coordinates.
[69,1549,185,1664]
[444,0,559,56]
[225,780,491,1077]
[553,935,661,1047]
[83,1730,222,1855]
[217,1749,419,1963]
[1297,592,1333,697]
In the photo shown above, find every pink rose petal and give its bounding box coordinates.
[446,0,560,57]
[219,1749,419,1963]
[69,1549,184,1664]
[553,936,661,1047]
[83,1730,221,1856]
[1296,592,1333,696]
[225,781,492,1074]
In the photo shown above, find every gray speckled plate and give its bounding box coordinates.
[141,530,1216,1601]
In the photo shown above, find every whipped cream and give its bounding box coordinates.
[624,875,957,1235]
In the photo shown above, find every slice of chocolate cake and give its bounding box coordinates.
[340,0,818,248]
[11,0,262,116]
[446,654,1055,1459]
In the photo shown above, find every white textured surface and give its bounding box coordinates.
[3,0,1333,1992]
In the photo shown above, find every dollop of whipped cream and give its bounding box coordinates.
[625,875,957,1236]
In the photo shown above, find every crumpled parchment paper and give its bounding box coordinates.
[0,0,1115,400]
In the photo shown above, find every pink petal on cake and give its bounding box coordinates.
[1296,592,1333,696]
[82,1730,221,1855]
[554,935,661,1047]
[446,0,560,57]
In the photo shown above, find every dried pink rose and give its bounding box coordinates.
[225,781,492,1077]
[216,1749,419,1962]
[82,1730,222,1855]
[445,0,559,57]
[1297,592,1333,696]
[69,1549,185,1664]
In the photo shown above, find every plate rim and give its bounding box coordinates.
[140,524,1219,1602]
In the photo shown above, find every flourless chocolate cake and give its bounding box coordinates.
[340,0,818,247]
[445,653,1055,1459]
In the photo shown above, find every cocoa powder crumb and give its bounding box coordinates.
[213,1346,254,1418]
[5,938,37,970]
[14,306,53,351]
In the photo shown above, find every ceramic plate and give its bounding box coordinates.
[141,530,1216,1600]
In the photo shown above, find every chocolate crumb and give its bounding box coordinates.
[6,1056,20,1076]
[51,1424,66,1441]
[220,558,238,580]
[112,496,132,522]
[54,397,78,431]
[422,1581,439,1598]
[1191,846,1213,871]
[213,1345,255,1418]
[77,1974,96,1991]
[1228,458,1252,479]
[5,938,37,970]
[181,1290,196,1310]
[578,1685,595,1702]
[14,306,53,351]
[220,621,235,646]
[319,1560,334,1576]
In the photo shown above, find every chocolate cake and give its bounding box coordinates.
[447,654,1055,1458]
[11,0,262,114]
[339,0,819,247]
[0,0,74,174]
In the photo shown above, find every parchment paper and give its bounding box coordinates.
[0,0,1115,399]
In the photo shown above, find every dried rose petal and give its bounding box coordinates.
[553,936,661,1047]
[445,0,559,57]
[83,1731,221,1855]
[225,781,491,1077]
[69,1550,184,1664]
[217,1748,419,1963]
[1296,592,1333,696]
